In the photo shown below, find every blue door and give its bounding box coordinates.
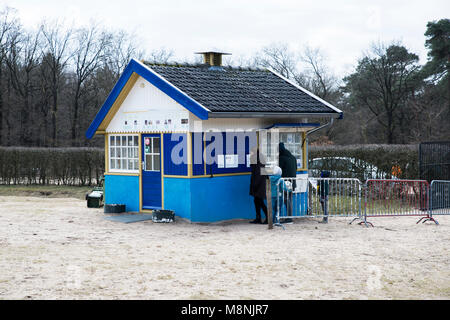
[142,134,162,209]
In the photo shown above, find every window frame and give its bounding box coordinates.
[279,132,303,168]
[264,131,305,169]
[108,134,139,173]
[144,136,161,172]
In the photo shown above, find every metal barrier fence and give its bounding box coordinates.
[274,178,363,226]
[429,180,450,218]
[364,179,433,226]
[272,177,447,228]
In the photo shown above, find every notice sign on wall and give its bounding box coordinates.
[217,154,239,168]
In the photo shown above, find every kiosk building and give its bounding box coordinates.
[86,52,343,222]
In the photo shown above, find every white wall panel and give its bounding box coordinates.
[107,76,190,132]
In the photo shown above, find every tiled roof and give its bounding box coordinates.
[146,64,339,114]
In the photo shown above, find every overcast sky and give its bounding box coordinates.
[5,0,450,77]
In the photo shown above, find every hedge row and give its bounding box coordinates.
[0,144,419,186]
[308,144,419,180]
[0,147,104,186]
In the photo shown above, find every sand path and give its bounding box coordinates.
[0,196,449,299]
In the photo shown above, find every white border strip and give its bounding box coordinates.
[268,69,343,115]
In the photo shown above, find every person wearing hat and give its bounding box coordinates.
[269,166,292,224]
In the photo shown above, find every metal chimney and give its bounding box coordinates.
[195,51,231,67]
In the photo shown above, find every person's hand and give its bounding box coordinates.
[285,180,292,190]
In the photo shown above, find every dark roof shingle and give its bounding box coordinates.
[147,64,338,114]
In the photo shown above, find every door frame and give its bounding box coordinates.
[140,133,164,211]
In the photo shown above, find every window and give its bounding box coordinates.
[109,135,139,172]
[280,132,303,168]
[144,137,160,171]
[263,131,304,169]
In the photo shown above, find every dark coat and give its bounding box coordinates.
[249,151,266,199]
[279,143,297,178]
[279,142,297,188]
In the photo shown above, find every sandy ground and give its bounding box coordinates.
[0,195,449,300]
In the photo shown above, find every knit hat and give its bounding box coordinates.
[273,166,282,176]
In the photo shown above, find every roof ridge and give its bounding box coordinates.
[143,61,267,72]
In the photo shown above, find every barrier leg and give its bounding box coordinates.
[349,217,364,225]
[357,218,374,227]
[416,216,439,225]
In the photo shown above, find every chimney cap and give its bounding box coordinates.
[195,51,231,67]
[194,51,231,55]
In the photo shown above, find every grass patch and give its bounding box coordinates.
[0,185,95,200]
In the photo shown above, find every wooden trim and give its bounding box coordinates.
[187,132,193,177]
[302,132,307,170]
[203,134,206,176]
[139,133,143,212]
[104,172,139,176]
[160,133,164,209]
[105,134,109,173]
[106,130,190,134]
[164,172,251,179]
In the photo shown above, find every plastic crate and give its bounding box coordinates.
[152,210,175,223]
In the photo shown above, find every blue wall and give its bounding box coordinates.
[163,175,256,222]
[104,174,140,212]
[164,133,188,175]
[190,175,255,222]
[163,177,192,220]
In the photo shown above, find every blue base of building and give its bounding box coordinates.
[164,175,256,222]
[104,175,140,213]
[104,174,308,222]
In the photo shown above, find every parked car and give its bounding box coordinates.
[308,157,392,181]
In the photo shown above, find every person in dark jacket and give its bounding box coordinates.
[249,147,267,224]
[278,142,297,221]
[319,170,330,223]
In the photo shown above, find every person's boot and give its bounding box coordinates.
[249,213,261,224]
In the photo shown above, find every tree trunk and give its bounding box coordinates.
[0,67,3,146]
[51,89,57,147]
[71,86,81,146]
[0,87,3,146]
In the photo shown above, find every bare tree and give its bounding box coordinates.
[253,43,298,79]
[5,27,41,145]
[40,20,73,147]
[296,46,339,100]
[104,30,143,80]
[69,24,110,146]
[146,47,174,64]
[0,7,20,145]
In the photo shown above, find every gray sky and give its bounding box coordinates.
[6,0,450,77]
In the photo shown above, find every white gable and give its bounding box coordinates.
[106,76,190,132]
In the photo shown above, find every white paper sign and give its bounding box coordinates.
[217,155,225,168]
[225,155,239,168]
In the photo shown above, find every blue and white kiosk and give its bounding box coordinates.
[86,52,342,222]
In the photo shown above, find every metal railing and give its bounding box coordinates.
[272,177,447,228]
[274,177,363,226]
[364,179,434,226]
[429,180,450,217]
[365,179,429,217]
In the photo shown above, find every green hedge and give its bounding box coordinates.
[308,144,419,180]
[0,147,104,186]
[0,145,420,186]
